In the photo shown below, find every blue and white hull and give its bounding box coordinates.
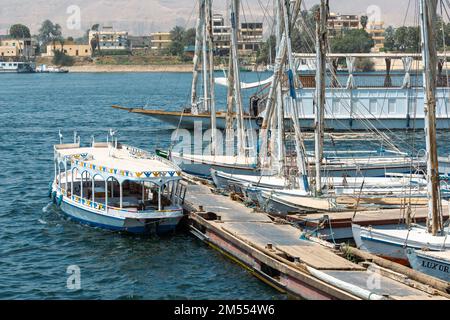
[406,249,450,282]
[352,224,450,265]
[52,188,183,235]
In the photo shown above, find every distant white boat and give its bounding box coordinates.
[0,61,35,73]
[36,64,69,73]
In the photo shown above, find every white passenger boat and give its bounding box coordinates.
[0,61,35,73]
[50,139,185,234]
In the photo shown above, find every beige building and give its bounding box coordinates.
[0,38,35,58]
[45,44,91,57]
[328,13,360,37]
[151,32,172,50]
[211,14,263,56]
[0,46,19,57]
[239,22,263,56]
[212,14,231,53]
[366,21,385,52]
[89,28,129,51]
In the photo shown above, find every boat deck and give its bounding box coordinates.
[286,205,450,241]
[55,143,180,175]
[183,181,447,300]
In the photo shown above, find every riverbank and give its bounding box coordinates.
[66,64,194,73]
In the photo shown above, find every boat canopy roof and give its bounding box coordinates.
[54,143,181,182]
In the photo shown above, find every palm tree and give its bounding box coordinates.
[360,15,368,30]
[52,23,62,52]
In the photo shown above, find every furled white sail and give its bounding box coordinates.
[214,76,274,89]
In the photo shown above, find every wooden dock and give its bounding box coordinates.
[181,179,449,300]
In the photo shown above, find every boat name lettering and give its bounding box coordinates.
[421,260,450,273]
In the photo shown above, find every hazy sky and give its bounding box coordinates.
[0,0,418,36]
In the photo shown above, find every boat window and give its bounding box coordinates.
[388,99,396,114]
[369,99,378,114]
[332,99,341,114]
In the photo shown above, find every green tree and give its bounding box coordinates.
[168,41,185,56]
[355,58,375,72]
[9,24,31,38]
[291,6,318,52]
[90,37,99,55]
[50,23,63,52]
[38,20,63,52]
[331,29,374,53]
[171,26,185,43]
[183,28,196,46]
[360,16,368,30]
[257,35,276,64]
[383,26,395,51]
[166,26,196,57]
[52,50,74,66]
[38,20,55,46]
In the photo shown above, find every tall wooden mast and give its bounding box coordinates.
[314,0,328,195]
[190,0,205,114]
[420,0,442,235]
[230,0,246,156]
[206,0,217,155]
[201,0,210,116]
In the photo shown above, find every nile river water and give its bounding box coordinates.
[0,72,285,299]
[1,71,449,300]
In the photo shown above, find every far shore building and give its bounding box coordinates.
[43,44,91,57]
[129,35,151,50]
[0,38,36,59]
[150,32,172,50]
[366,21,385,52]
[328,13,360,37]
[238,22,263,56]
[211,13,263,57]
[212,14,231,55]
[88,27,130,52]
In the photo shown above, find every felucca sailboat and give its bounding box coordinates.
[212,0,440,214]
[352,0,450,267]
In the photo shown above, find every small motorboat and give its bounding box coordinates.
[36,64,69,73]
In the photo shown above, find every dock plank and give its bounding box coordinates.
[220,222,364,271]
[185,184,271,222]
[324,270,436,298]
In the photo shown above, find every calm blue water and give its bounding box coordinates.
[2,71,449,300]
[0,72,285,300]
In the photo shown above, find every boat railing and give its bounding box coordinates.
[61,187,182,214]
[54,143,80,150]
[123,144,182,171]
[299,73,450,88]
